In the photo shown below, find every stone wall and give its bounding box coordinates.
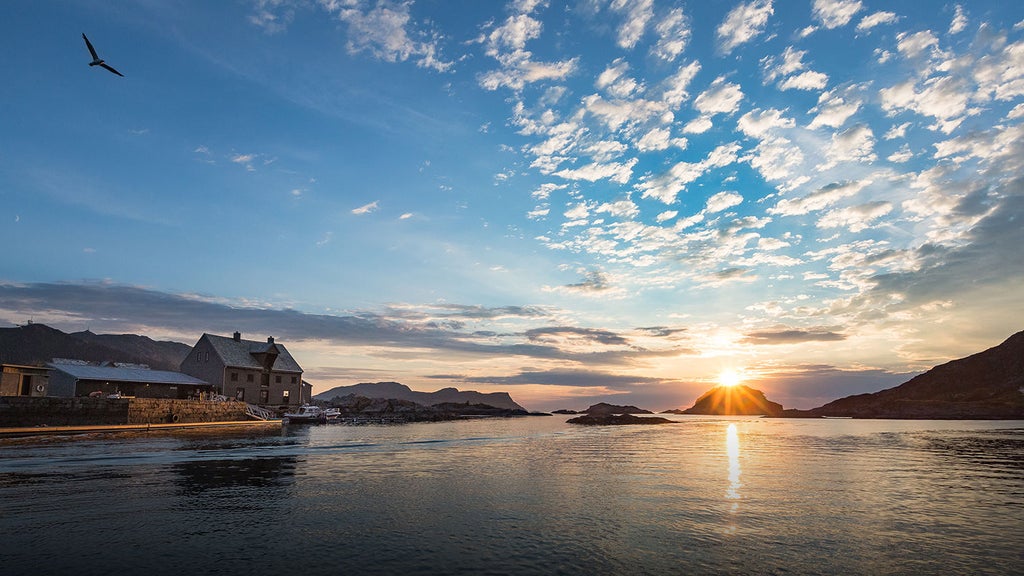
[126,398,247,424]
[0,397,249,427]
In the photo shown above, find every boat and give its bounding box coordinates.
[323,407,341,421]
[282,405,326,424]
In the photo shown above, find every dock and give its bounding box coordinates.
[0,419,282,438]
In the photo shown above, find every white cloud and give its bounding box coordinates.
[694,78,744,115]
[683,116,713,134]
[651,7,691,61]
[887,144,914,163]
[596,199,640,219]
[554,158,637,184]
[737,108,795,138]
[896,30,940,60]
[609,0,654,50]
[856,11,897,32]
[769,180,870,216]
[780,70,829,91]
[884,122,911,140]
[746,136,805,183]
[812,0,864,30]
[636,143,741,203]
[655,210,678,223]
[352,201,379,215]
[817,201,893,232]
[334,0,453,72]
[879,76,972,134]
[706,191,744,213]
[820,124,876,169]
[660,61,702,108]
[807,88,862,129]
[949,5,968,35]
[716,0,774,54]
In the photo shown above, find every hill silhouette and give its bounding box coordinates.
[673,384,783,416]
[314,381,525,411]
[0,323,191,370]
[803,330,1024,419]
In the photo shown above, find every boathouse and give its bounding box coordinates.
[47,360,212,399]
[0,364,51,397]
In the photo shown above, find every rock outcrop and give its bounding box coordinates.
[583,402,652,415]
[678,385,783,416]
[567,414,677,425]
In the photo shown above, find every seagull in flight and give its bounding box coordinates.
[82,33,123,77]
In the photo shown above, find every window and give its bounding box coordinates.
[246,374,254,383]
[235,388,244,401]
[275,375,281,384]
[205,351,209,362]
[291,376,297,384]
[282,390,290,404]
[230,372,238,382]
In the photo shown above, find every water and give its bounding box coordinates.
[1,416,1022,575]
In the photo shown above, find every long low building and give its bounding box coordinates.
[47,361,212,399]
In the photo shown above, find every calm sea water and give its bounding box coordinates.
[1,416,1022,575]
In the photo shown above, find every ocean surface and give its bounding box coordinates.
[1,415,1022,575]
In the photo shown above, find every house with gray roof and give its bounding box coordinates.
[180,332,307,406]
[47,360,211,399]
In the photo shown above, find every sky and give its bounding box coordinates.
[2,0,1023,412]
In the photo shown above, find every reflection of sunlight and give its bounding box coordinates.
[726,423,741,504]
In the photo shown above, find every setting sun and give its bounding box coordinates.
[719,369,742,388]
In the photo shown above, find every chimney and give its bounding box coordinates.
[267,336,274,344]
[233,331,241,342]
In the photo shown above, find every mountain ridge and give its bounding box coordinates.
[314,381,526,411]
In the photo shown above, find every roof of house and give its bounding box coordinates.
[48,363,209,386]
[202,334,303,373]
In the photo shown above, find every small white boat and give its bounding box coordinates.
[282,405,326,424]
[323,407,342,421]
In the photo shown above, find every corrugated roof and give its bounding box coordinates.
[203,334,303,373]
[48,364,210,386]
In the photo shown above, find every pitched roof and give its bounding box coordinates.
[203,334,303,373]
[48,363,209,386]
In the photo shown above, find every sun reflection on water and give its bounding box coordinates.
[726,423,741,505]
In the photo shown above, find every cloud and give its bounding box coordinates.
[636,143,741,203]
[608,0,654,50]
[331,0,453,72]
[351,201,379,215]
[716,0,774,54]
[949,5,968,35]
[742,329,847,344]
[812,0,864,30]
[817,201,893,232]
[769,180,870,216]
[856,11,897,32]
[737,108,795,138]
[651,7,691,61]
[705,191,744,213]
[694,78,744,115]
[807,88,862,129]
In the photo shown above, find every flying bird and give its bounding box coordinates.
[82,33,123,77]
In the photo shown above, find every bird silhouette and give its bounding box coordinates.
[82,33,123,77]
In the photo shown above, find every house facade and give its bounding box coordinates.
[180,332,306,406]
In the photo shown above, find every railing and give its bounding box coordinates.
[245,403,276,421]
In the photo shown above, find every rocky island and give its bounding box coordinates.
[669,384,783,416]
[567,414,677,425]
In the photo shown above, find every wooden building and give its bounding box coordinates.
[47,361,212,398]
[0,364,51,397]
[180,332,306,407]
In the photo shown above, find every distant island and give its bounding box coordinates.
[553,402,652,415]
[568,414,677,425]
[315,381,525,412]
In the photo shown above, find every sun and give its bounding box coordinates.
[718,369,742,388]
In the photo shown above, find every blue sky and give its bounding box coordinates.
[2,0,1023,411]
